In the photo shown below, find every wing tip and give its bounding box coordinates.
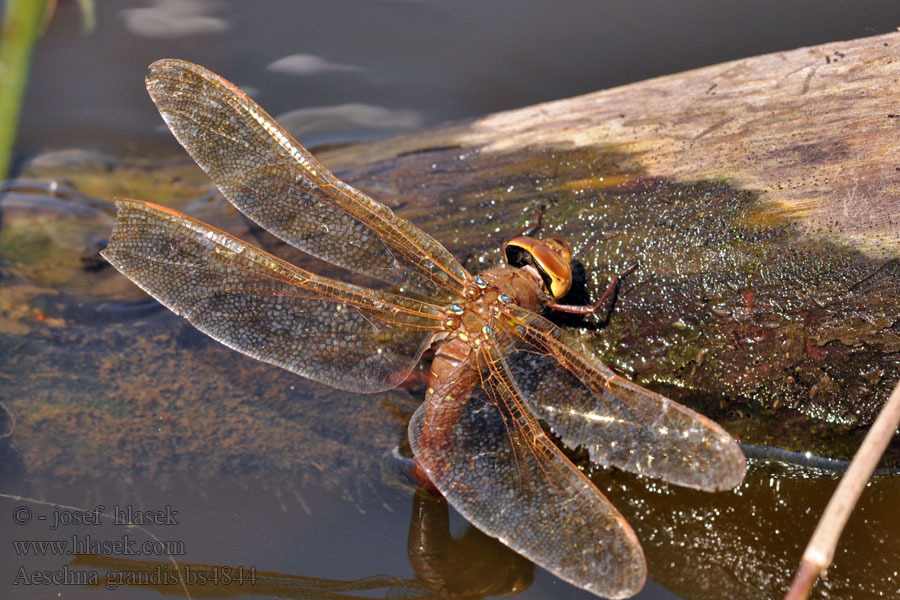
[145,58,252,110]
[146,58,202,83]
[695,434,749,492]
[719,438,749,491]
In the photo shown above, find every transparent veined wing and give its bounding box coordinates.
[408,350,646,599]
[145,59,470,302]
[494,306,746,491]
[101,199,445,393]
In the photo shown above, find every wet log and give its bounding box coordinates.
[318,32,900,460]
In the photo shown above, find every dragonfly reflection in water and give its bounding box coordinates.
[102,60,747,599]
[72,488,533,599]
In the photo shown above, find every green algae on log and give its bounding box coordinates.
[313,32,900,459]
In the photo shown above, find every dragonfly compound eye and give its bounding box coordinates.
[505,236,573,299]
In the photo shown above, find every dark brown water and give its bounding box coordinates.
[4,2,900,599]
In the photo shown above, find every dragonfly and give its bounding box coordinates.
[102,59,747,599]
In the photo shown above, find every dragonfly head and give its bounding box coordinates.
[504,235,573,299]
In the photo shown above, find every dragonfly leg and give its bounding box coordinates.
[547,263,638,315]
[389,446,441,495]
[413,458,442,496]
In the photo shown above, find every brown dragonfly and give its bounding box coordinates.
[102,59,746,599]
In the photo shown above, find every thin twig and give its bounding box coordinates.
[784,378,900,600]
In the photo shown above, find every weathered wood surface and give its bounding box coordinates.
[328,32,900,259]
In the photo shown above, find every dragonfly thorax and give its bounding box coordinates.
[431,266,542,391]
[441,268,542,336]
[477,265,544,311]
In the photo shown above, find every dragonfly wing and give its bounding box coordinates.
[102,199,445,393]
[145,59,469,301]
[408,353,646,599]
[494,306,746,491]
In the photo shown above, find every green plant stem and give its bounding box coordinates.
[0,0,48,180]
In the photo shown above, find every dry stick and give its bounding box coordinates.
[784,378,900,600]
